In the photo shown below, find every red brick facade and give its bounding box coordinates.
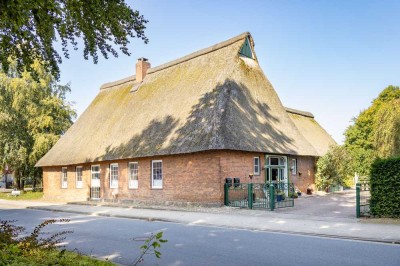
[288,156,316,193]
[43,150,317,204]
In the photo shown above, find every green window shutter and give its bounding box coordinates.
[239,37,254,58]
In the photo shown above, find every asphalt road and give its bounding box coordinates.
[1,208,399,266]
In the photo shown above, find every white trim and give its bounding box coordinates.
[151,160,163,189]
[91,165,101,188]
[128,162,139,189]
[76,166,83,188]
[61,167,68,189]
[254,157,260,175]
[291,159,297,175]
[109,163,119,189]
[265,155,287,183]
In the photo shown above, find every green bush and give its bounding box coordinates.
[0,219,113,265]
[370,157,400,217]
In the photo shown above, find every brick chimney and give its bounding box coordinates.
[136,57,150,83]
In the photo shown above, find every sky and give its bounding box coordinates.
[59,0,400,144]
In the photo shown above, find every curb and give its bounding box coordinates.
[27,206,400,245]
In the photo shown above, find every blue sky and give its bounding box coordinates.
[59,0,400,144]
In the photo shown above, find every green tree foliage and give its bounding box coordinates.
[344,85,400,175]
[374,99,400,158]
[0,60,76,189]
[315,145,353,190]
[0,0,148,79]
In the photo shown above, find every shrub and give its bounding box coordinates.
[316,145,353,190]
[0,219,114,265]
[370,157,400,217]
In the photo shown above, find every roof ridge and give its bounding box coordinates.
[100,32,251,90]
[147,32,251,75]
[100,75,135,90]
[285,107,314,118]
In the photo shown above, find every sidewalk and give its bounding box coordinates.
[3,199,397,244]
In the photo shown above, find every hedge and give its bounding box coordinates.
[370,157,400,217]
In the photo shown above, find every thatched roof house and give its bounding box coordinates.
[37,32,335,204]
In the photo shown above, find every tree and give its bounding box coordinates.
[374,99,400,158]
[344,85,400,175]
[0,60,76,189]
[315,145,353,190]
[0,0,148,80]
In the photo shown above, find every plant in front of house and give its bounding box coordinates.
[276,190,285,201]
[288,191,298,199]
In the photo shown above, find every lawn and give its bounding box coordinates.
[0,191,44,200]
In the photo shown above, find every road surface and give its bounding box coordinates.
[1,208,399,266]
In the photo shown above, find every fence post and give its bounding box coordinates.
[356,183,360,218]
[224,183,229,206]
[269,184,275,211]
[248,183,253,209]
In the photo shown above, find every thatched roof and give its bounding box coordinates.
[286,107,336,156]
[36,32,334,167]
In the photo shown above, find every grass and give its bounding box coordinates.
[0,191,44,200]
[1,248,115,265]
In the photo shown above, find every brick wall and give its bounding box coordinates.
[42,150,316,204]
[43,165,91,202]
[288,156,316,193]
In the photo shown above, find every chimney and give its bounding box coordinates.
[136,57,150,83]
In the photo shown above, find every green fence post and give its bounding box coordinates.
[248,183,253,209]
[224,183,229,206]
[269,185,275,211]
[356,183,360,218]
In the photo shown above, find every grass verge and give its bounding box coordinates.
[1,248,115,265]
[0,191,43,200]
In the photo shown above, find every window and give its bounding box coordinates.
[254,157,260,175]
[152,160,163,189]
[129,162,138,189]
[61,167,68,188]
[76,166,83,188]
[110,163,119,188]
[291,159,297,175]
[91,165,100,187]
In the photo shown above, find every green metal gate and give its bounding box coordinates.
[224,182,295,210]
[356,182,370,217]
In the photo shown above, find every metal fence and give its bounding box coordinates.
[356,182,370,218]
[224,182,295,210]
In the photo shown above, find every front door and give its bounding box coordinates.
[265,156,288,194]
[91,165,101,199]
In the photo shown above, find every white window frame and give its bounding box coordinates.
[265,155,287,183]
[254,157,260,175]
[291,159,297,175]
[76,166,83,188]
[91,165,101,188]
[61,167,68,188]
[151,160,163,189]
[109,163,119,189]
[128,162,139,189]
